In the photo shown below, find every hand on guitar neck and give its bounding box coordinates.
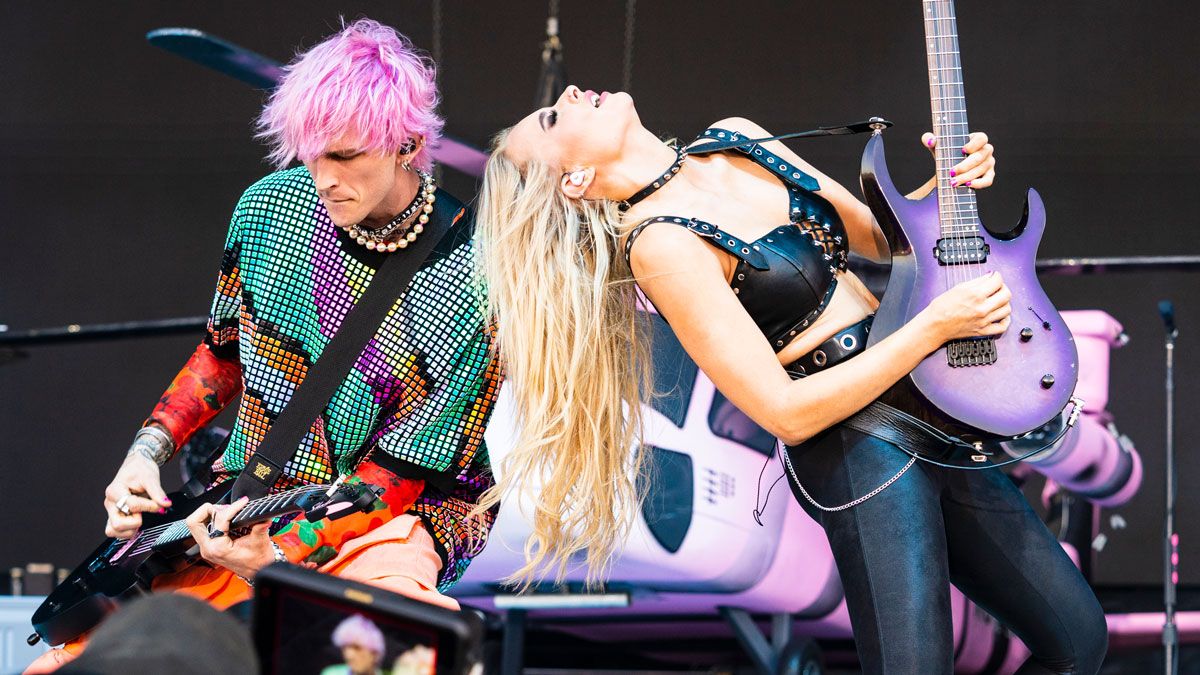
[908,131,996,199]
[105,457,277,579]
[183,496,280,580]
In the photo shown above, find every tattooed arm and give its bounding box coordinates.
[104,206,247,538]
[144,342,243,450]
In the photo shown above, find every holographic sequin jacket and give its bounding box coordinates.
[149,167,501,588]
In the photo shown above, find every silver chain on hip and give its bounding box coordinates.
[779,440,915,512]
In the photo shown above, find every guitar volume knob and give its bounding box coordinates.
[1020,327,1034,342]
[1041,374,1055,389]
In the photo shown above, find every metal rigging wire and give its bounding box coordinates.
[431,0,444,183]
[535,0,567,108]
[623,0,637,93]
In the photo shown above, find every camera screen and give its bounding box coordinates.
[261,585,440,675]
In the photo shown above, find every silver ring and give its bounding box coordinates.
[207,526,226,540]
[115,495,132,517]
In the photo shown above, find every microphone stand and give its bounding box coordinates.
[1160,300,1179,675]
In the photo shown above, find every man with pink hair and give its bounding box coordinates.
[26,18,498,673]
[323,615,387,675]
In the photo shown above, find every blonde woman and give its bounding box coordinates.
[475,85,1106,674]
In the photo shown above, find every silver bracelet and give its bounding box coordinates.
[126,425,175,467]
[270,540,288,564]
[236,542,288,588]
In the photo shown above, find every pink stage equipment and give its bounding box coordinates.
[1004,311,1143,507]
[1106,611,1200,649]
[454,309,1141,672]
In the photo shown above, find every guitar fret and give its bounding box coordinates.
[157,521,192,545]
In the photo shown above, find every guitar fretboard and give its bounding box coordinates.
[924,0,979,240]
[148,485,330,548]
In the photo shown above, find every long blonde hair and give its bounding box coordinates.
[473,129,653,587]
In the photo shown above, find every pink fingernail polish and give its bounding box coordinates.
[949,169,957,177]
[926,137,935,148]
[962,148,969,155]
[964,180,972,187]
[159,508,167,514]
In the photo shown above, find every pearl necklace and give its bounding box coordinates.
[339,170,437,252]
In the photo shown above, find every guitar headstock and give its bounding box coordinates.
[296,482,384,522]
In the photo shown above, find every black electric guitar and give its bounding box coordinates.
[31,479,382,646]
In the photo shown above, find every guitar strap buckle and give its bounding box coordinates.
[244,455,283,490]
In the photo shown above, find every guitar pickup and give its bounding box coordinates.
[934,236,989,265]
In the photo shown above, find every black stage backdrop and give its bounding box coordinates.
[1,1,1197,588]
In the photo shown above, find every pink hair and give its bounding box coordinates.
[257,18,443,171]
[331,614,386,654]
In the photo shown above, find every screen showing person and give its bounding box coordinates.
[253,564,477,674]
[322,614,387,675]
[265,590,439,675]
[392,643,437,675]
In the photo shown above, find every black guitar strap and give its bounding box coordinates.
[231,196,459,501]
[684,117,892,155]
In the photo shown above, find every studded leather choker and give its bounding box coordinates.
[619,146,687,212]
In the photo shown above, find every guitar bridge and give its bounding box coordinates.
[946,337,997,367]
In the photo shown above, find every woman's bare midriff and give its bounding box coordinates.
[772,269,879,366]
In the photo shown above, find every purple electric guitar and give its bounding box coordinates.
[861,0,1078,441]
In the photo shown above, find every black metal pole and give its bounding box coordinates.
[0,316,207,346]
[1159,300,1179,675]
[500,609,526,675]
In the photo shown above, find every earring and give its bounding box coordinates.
[568,170,586,186]
[402,161,412,172]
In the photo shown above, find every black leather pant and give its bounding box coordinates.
[785,424,1108,674]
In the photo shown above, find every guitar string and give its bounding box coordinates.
[930,0,959,305]
[947,0,985,366]
[931,0,991,365]
[947,0,992,365]
[936,0,968,360]
[926,0,948,301]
